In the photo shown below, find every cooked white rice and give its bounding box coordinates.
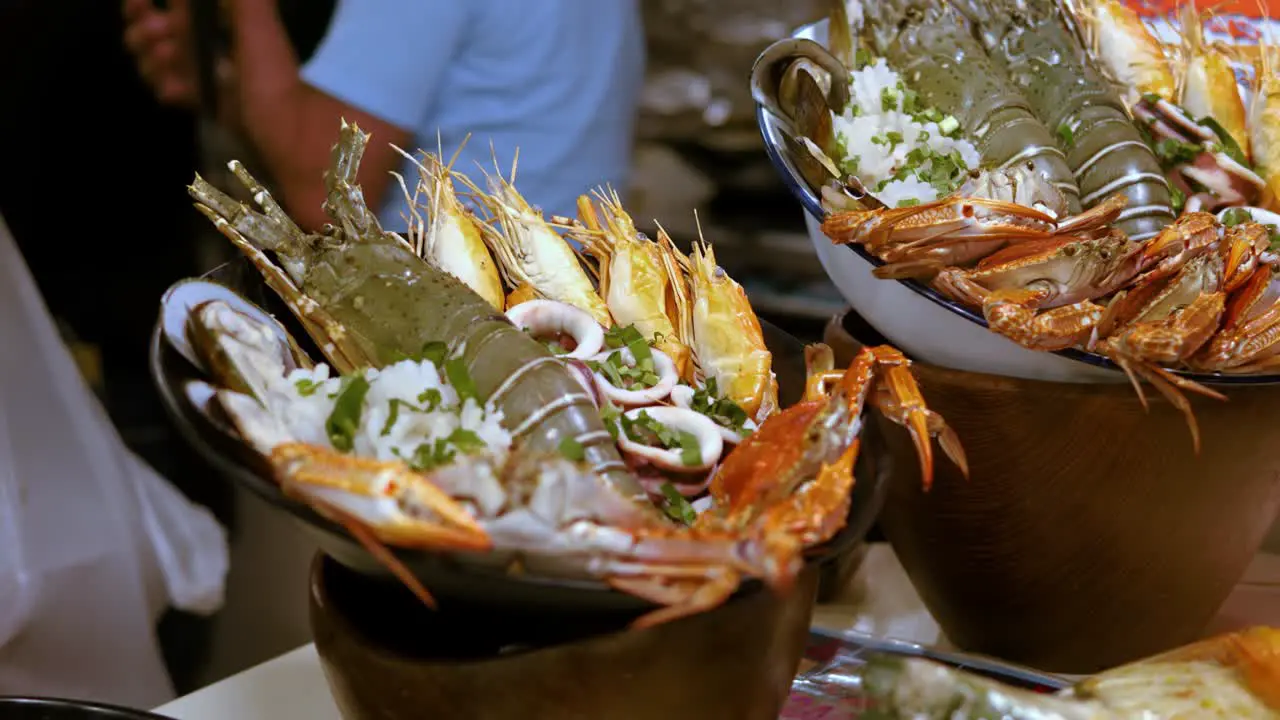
[832,57,981,208]
[257,358,512,468]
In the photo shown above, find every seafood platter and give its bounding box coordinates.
[788,626,1280,719]
[752,0,1280,391]
[150,120,969,623]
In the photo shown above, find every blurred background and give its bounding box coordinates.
[0,0,851,696]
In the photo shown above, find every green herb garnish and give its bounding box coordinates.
[689,378,752,435]
[1222,207,1253,227]
[416,387,443,410]
[599,402,622,441]
[1170,185,1186,214]
[621,411,702,467]
[919,107,944,124]
[558,437,586,461]
[325,375,371,452]
[659,483,697,526]
[444,357,478,401]
[380,398,410,437]
[1197,116,1249,167]
[880,86,899,113]
[854,48,872,69]
[447,427,487,455]
[604,324,655,368]
[896,197,921,208]
[401,428,487,472]
[1154,138,1202,168]
[418,341,449,367]
[587,347,660,390]
[404,439,454,472]
[295,378,320,396]
[1057,123,1074,149]
[900,87,919,114]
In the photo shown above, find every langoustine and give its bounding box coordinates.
[949,0,1176,241]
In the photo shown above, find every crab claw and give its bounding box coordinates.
[270,442,492,553]
[865,351,970,491]
[1137,211,1220,268]
[818,345,968,492]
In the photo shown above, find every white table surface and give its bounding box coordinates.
[152,545,1280,720]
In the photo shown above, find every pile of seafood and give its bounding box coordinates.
[857,625,1280,718]
[171,121,968,627]
[753,0,1280,447]
[392,145,776,506]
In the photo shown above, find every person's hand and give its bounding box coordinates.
[122,0,197,108]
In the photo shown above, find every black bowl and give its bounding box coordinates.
[0,698,174,720]
[754,18,1280,387]
[150,258,891,613]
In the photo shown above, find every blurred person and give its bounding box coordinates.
[122,0,646,232]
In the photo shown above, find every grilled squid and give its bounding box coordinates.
[615,406,723,473]
[505,299,604,360]
[588,346,679,407]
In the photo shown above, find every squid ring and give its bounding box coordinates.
[505,299,604,360]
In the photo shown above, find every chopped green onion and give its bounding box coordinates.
[660,483,697,525]
[558,437,586,461]
[325,375,371,452]
[901,88,919,114]
[622,411,703,467]
[447,428,486,455]
[1154,138,1202,167]
[295,378,320,396]
[880,86,899,112]
[1056,123,1074,149]
[1197,116,1249,167]
[599,402,622,441]
[417,341,449,367]
[405,439,453,472]
[417,387,442,410]
[444,357,478,401]
[380,398,404,437]
[690,378,752,435]
[1222,207,1253,227]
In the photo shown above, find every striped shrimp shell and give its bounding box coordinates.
[954,0,1176,241]
[857,0,1084,212]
